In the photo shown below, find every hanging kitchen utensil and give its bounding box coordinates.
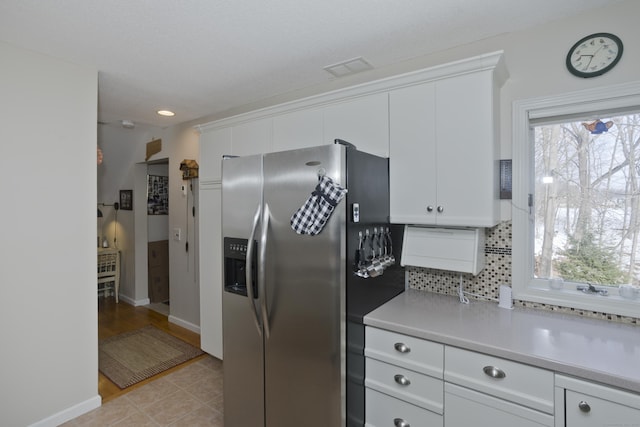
[355,230,369,278]
[385,227,396,266]
[366,228,384,277]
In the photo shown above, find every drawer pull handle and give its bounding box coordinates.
[394,418,410,427]
[394,342,411,353]
[578,400,591,413]
[394,374,411,386]
[483,365,506,379]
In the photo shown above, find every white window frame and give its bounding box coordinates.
[512,80,640,318]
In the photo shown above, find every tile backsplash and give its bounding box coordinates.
[406,221,638,326]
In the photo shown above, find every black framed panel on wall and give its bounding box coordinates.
[119,189,133,210]
[147,175,168,215]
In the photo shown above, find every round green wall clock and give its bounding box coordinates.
[566,32,623,78]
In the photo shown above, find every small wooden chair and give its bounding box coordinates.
[98,248,120,303]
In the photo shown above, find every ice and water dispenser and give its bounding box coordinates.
[223,237,257,297]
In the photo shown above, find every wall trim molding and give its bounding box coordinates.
[29,395,101,427]
[117,294,150,307]
[169,315,201,334]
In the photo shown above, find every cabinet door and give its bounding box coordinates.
[444,383,553,427]
[565,390,640,426]
[324,93,389,157]
[389,82,437,224]
[199,127,232,182]
[232,117,272,156]
[435,71,498,227]
[272,108,323,152]
[198,185,223,359]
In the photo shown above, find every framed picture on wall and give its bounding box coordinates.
[119,190,133,210]
[147,175,169,215]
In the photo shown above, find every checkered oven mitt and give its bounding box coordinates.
[291,175,347,235]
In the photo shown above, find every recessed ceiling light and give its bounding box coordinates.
[157,110,175,117]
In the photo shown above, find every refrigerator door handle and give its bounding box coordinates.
[259,202,271,339]
[246,203,262,336]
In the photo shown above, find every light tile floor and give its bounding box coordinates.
[63,356,224,426]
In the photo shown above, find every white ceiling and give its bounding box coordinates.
[0,0,623,128]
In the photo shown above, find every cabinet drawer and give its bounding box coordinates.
[365,388,443,427]
[444,346,554,414]
[565,390,640,426]
[365,357,443,414]
[557,375,640,427]
[365,326,443,378]
[445,383,553,427]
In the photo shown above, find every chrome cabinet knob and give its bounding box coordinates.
[394,342,411,353]
[426,206,434,212]
[578,400,591,413]
[394,374,411,386]
[394,418,410,427]
[483,365,506,379]
[437,205,444,213]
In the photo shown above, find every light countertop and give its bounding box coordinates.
[364,289,640,394]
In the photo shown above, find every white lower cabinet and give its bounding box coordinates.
[367,358,443,414]
[366,388,443,427]
[445,383,553,427]
[364,326,444,427]
[444,346,554,414]
[443,347,554,427]
[556,375,640,427]
[364,326,556,427]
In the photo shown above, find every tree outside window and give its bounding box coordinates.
[534,113,640,289]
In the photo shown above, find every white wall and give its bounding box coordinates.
[0,41,100,426]
[164,127,200,330]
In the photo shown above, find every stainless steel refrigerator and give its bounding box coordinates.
[221,142,404,427]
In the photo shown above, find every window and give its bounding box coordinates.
[513,82,640,318]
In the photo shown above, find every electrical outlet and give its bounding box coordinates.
[173,228,181,241]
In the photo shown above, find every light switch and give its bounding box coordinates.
[173,228,181,241]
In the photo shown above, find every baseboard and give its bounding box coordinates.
[168,315,201,334]
[29,395,101,427]
[118,294,150,306]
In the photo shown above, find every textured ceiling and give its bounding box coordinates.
[0,0,623,128]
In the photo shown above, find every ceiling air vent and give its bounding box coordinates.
[324,57,373,78]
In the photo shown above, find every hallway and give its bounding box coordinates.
[63,297,224,426]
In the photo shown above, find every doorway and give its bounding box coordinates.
[146,159,170,315]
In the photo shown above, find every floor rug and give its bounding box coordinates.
[99,325,204,389]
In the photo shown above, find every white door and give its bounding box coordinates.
[198,184,223,359]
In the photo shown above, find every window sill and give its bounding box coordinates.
[513,284,639,319]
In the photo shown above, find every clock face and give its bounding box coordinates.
[566,33,623,78]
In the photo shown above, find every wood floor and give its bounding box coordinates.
[98,296,206,403]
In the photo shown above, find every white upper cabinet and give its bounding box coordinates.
[232,117,272,156]
[389,82,438,224]
[199,126,232,182]
[389,54,505,227]
[323,93,389,157]
[272,108,323,152]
